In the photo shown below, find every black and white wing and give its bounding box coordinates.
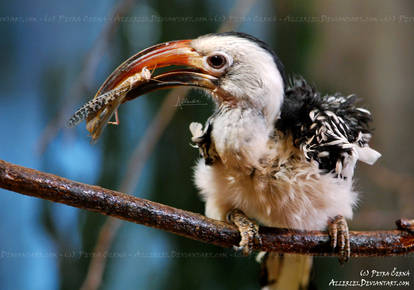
[276,77,381,178]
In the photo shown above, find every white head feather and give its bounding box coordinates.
[191,33,285,125]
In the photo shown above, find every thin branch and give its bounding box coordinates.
[1,159,413,257]
[82,1,259,289]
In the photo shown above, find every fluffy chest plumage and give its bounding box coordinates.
[193,109,357,231]
[210,106,275,174]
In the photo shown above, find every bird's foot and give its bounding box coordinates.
[396,218,414,233]
[227,209,262,255]
[328,215,350,264]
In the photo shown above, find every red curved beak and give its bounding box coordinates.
[69,39,219,141]
[96,39,218,99]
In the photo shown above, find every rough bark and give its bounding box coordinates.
[1,159,413,257]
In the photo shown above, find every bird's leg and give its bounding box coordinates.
[227,209,262,255]
[396,218,414,233]
[328,215,350,264]
[107,109,119,125]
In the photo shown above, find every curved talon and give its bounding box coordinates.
[328,215,350,264]
[227,209,261,255]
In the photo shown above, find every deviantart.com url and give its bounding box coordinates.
[329,279,410,287]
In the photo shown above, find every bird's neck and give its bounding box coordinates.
[211,104,275,173]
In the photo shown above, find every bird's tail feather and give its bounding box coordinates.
[258,252,312,290]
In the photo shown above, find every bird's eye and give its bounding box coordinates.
[207,54,227,69]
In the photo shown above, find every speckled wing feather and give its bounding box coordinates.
[67,67,151,141]
[276,77,381,177]
[67,86,129,128]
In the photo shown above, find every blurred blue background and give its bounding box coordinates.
[0,0,413,289]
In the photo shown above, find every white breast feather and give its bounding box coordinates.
[192,109,364,231]
[194,135,358,231]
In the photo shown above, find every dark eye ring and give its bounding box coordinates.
[207,54,227,69]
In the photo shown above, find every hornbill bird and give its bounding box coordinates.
[69,32,381,289]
